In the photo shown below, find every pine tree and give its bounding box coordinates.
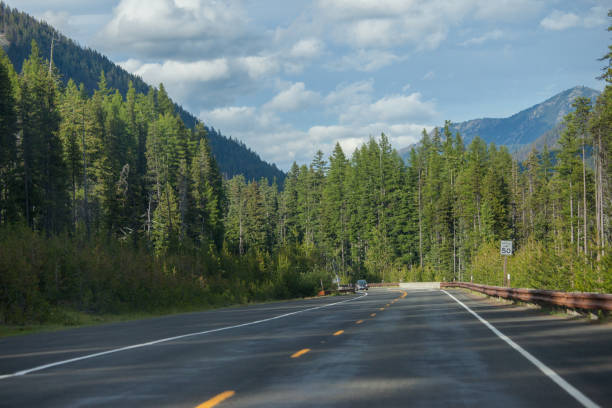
[321,143,349,276]
[225,175,247,255]
[152,181,179,255]
[244,180,267,251]
[17,40,68,232]
[191,135,224,248]
[0,48,18,225]
[572,96,592,255]
[156,83,174,116]
[58,79,83,230]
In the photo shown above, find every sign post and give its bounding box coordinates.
[500,240,512,287]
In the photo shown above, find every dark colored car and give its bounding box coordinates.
[355,279,368,291]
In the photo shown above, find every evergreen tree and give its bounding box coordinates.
[191,134,224,248]
[58,79,83,229]
[0,48,18,225]
[17,40,68,232]
[225,175,247,254]
[572,96,592,255]
[321,143,349,275]
[152,181,179,255]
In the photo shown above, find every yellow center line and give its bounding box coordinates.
[333,330,344,336]
[356,319,364,324]
[196,390,235,408]
[291,348,311,358]
[370,313,376,317]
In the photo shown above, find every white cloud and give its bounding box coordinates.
[98,0,257,59]
[307,122,429,157]
[540,10,580,30]
[338,91,438,125]
[460,29,503,46]
[33,9,112,41]
[540,7,607,31]
[290,38,324,59]
[198,84,436,170]
[370,93,437,122]
[200,106,257,131]
[264,82,320,112]
[470,0,544,21]
[12,1,111,14]
[317,0,542,51]
[236,56,279,79]
[39,10,71,30]
[583,6,608,29]
[119,58,239,110]
[330,49,405,72]
[324,80,374,109]
[120,58,230,85]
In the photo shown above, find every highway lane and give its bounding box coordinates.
[0,288,611,407]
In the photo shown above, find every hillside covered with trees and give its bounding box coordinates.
[0,14,611,327]
[0,3,285,183]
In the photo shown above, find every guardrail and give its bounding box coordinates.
[337,284,355,293]
[441,282,612,311]
[367,282,400,287]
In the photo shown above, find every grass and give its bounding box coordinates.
[0,307,200,338]
[0,292,337,339]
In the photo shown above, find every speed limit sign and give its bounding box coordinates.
[500,240,513,255]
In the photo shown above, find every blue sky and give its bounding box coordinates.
[7,0,612,170]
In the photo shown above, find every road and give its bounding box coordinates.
[0,288,611,407]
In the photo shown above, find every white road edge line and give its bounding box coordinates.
[0,292,367,380]
[441,289,600,408]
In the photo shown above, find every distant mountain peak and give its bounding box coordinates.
[450,86,598,148]
[399,86,600,162]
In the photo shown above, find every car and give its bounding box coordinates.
[355,279,368,291]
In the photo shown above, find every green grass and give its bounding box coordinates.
[0,305,214,338]
[0,293,336,338]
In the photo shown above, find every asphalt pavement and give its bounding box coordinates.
[0,288,611,407]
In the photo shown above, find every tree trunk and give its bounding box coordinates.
[418,169,423,269]
[582,143,588,256]
[570,179,574,245]
[239,207,244,255]
[82,105,90,237]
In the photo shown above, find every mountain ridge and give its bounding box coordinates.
[400,85,600,161]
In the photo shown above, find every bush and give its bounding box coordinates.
[0,225,322,325]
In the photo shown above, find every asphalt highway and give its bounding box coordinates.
[0,288,611,407]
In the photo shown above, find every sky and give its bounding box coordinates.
[6,0,612,170]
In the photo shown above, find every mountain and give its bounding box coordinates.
[400,86,600,161]
[0,3,284,184]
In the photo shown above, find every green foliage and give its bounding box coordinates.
[0,225,326,325]
[0,48,17,224]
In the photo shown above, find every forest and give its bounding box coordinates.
[0,3,285,183]
[0,31,611,325]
